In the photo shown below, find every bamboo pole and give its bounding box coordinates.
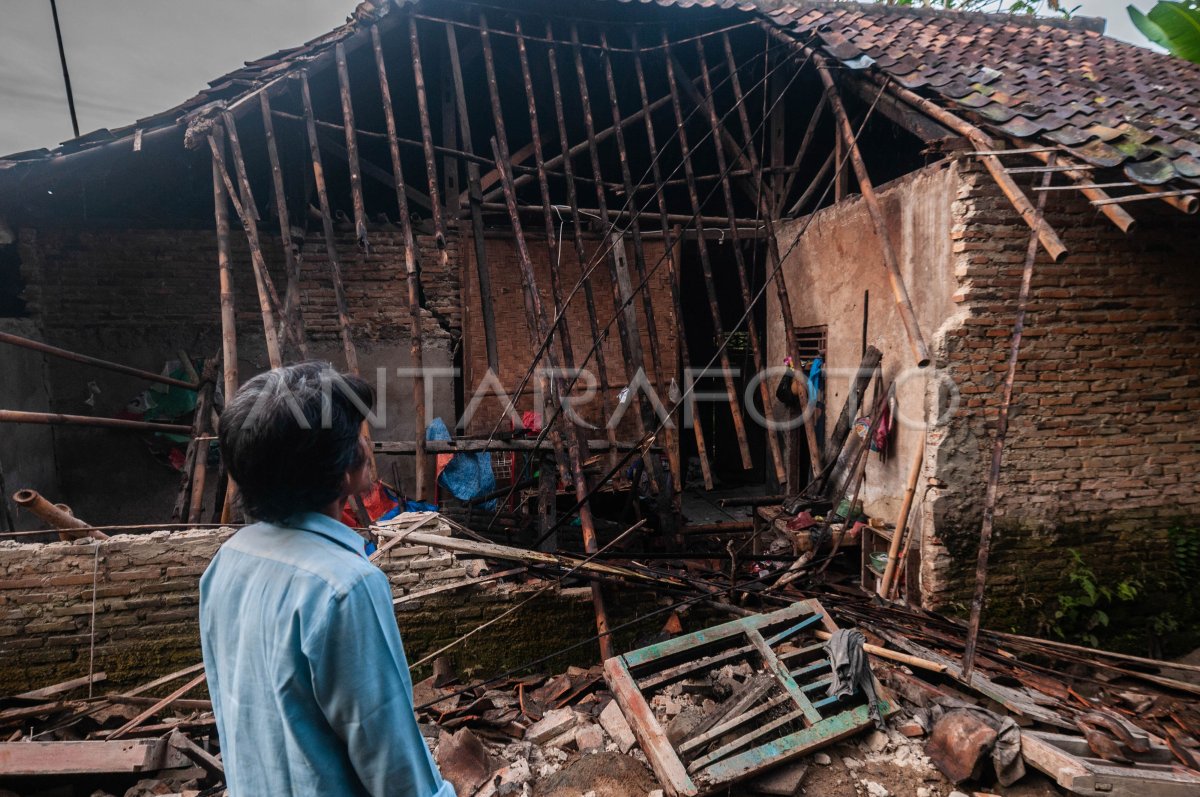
[515,19,577,382]
[778,87,828,204]
[258,93,308,357]
[210,125,239,524]
[631,32,708,491]
[408,16,450,266]
[544,20,619,460]
[173,355,217,523]
[444,21,500,374]
[878,439,924,598]
[372,25,428,501]
[662,30,754,471]
[813,62,931,368]
[489,135,615,660]
[12,489,108,541]
[694,36,786,485]
[599,33,666,403]
[962,157,1056,680]
[335,42,370,251]
[298,72,360,377]
[677,38,823,481]
[214,114,283,369]
[0,332,197,390]
[568,23,652,441]
[0,410,190,434]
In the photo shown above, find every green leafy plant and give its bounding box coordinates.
[1129,1,1200,63]
[1043,549,1142,647]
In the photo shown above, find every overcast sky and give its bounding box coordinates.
[0,0,1160,157]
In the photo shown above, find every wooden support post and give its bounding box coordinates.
[962,158,1056,680]
[813,62,931,368]
[259,93,308,358]
[598,33,666,405]
[489,135,614,660]
[444,21,501,374]
[694,37,787,485]
[335,42,370,251]
[299,72,360,377]
[214,115,283,369]
[544,20,619,461]
[409,16,450,267]
[210,125,238,519]
[878,439,924,598]
[662,30,754,471]
[173,355,217,523]
[631,33,707,491]
[373,25,428,501]
[514,20,577,383]
[568,25,650,435]
[696,41,821,484]
[537,453,557,553]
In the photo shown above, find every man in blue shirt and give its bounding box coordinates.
[200,362,454,797]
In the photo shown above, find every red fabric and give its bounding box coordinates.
[339,480,399,526]
[520,411,543,434]
[787,511,817,531]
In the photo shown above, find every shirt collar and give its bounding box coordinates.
[284,511,367,558]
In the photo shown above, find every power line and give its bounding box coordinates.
[49,0,80,138]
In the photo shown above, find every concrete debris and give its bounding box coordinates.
[598,700,637,754]
[526,708,580,744]
[437,728,500,796]
[575,724,605,754]
[814,752,833,766]
[475,757,531,797]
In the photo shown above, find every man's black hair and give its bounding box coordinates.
[219,361,374,522]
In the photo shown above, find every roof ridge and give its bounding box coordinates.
[767,0,1106,35]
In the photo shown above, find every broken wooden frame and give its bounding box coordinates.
[604,599,895,796]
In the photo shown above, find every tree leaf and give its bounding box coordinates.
[1129,4,1173,48]
[1142,1,1200,62]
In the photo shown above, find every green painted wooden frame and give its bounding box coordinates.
[602,599,895,797]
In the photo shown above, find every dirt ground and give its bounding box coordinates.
[526,727,1070,797]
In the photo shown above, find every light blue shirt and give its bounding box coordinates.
[199,512,454,797]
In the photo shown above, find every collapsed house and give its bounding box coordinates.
[0,0,1199,793]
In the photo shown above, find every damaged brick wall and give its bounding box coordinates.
[459,233,680,437]
[19,227,458,343]
[922,157,1200,629]
[0,525,642,694]
[9,226,461,524]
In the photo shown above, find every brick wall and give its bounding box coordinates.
[460,233,680,436]
[920,157,1200,623]
[19,227,458,343]
[0,519,664,693]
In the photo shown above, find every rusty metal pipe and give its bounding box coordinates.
[12,489,109,540]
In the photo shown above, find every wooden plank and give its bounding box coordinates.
[107,672,207,740]
[687,706,807,773]
[680,674,777,753]
[408,15,450,263]
[605,656,699,797]
[1022,730,1200,797]
[16,672,105,700]
[168,729,223,779]
[0,739,185,776]
[701,702,881,785]
[122,662,205,699]
[679,691,791,757]
[622,602,814,669]
[747,628,821,725]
